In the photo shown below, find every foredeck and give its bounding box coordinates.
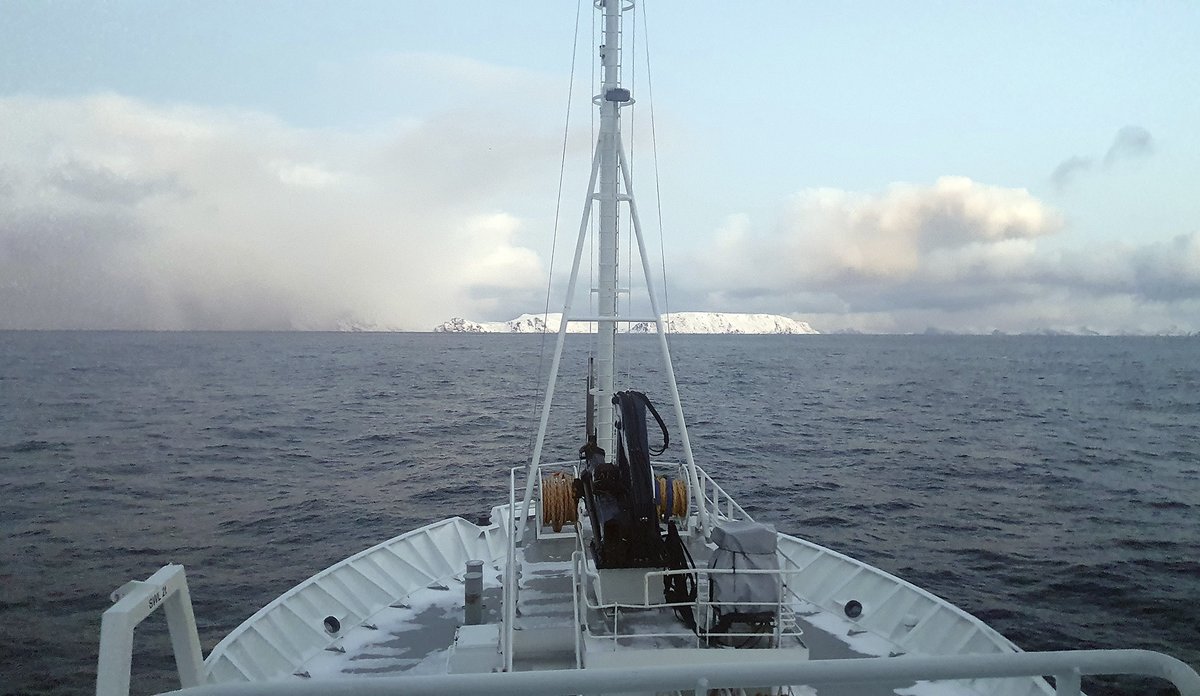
[181,459,1065,695]
[98,494,1200,696]
[279,519,984,696]
[292,527,823,680]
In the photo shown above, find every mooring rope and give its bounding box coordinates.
[656,475,688,520]
[541,472,579,533]
[544,472,684,532]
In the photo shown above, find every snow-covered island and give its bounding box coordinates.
[434,312,819,335]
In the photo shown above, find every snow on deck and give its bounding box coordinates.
[203,513,1051,696]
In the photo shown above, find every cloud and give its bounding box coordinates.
[684,177,1200,333]
[1050,155,1093,190]
[3,94,1191,335]
[696,176,1059,293]
[1052,125,1154,190]
[0,94,558,330]
[45,159,184,205]
[1103,125,1154,167]
[1049,232,1200,303]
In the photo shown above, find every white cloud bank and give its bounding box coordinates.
[702,176,1059,287]
[688,176,1200,334]
[0,94,551,330]
[1,95,1196,334]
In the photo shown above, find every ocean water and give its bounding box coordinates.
[1,331,1197,695]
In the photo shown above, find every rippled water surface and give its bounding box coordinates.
[1,332,1197,695]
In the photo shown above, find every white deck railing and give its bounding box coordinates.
[571,560,809,650]
[157,649,1200,696]
[689,461,752,523]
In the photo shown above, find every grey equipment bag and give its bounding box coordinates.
[708,520,780,621]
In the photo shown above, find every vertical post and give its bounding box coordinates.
[595,0,623,463]
[96,611,136,696]
[164,578,204,688]
[504,468,516,670]
[465,560,484,626]
[1055,669,1082,696]
[585,357,595,441]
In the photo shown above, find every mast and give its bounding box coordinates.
[595,0,624,462]
[518,0,709,542]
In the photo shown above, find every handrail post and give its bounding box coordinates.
[503,466,519,671]
[570,551,583,668]
[1055,668,1081,696]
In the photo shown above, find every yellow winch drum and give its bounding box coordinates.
[540,472,578,533]
[655,475,688,520]
[542,471,686,532]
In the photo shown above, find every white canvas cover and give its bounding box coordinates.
[709,520,780,614]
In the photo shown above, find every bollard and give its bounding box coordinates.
[464,560,484,625]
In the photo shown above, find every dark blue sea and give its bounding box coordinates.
[1,332,1197,695]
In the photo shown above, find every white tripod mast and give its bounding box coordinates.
[518,0,708,542]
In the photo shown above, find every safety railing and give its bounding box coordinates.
[573,559,807,650]
[159,649,1200,696]
[643,567,805,648]
[690,462,753,523]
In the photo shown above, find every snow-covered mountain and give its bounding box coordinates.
[433,315,583,333]
[629,313,818,334]
[433,312,818,335]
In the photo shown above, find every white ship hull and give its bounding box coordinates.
[100,462,1200,695]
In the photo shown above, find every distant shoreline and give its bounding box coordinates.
[1,328,1196,337]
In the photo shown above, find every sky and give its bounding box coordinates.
[2,1,1198,333]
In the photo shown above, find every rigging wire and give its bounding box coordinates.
[620,4,638,387]
[629,5,637,334]
[530,0,584,448]
[590,1,596,151]
[588,1,596,350]
[641,0,673,336]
